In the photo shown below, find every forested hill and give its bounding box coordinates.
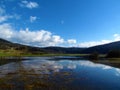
[0,38,46,54]
[0,38,85,54]
[1,38,120,54]
[81,41,120,54]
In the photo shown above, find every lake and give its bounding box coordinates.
[0,56,120,90]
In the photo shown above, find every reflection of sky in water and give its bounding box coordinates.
[78,60,120,77]
[0,62,19,77]
[0,57,120,89]
[23,60,64,74]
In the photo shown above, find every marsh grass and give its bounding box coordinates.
[0,49,89,57]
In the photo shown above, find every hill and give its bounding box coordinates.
[43,47,85,54]
[81,41,120,54]
[1,38,120,55]
[0,38,85,55]
[0,38,46,55]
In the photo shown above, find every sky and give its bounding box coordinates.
[0,0,120,47]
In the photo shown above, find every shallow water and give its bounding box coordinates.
[0,56,120,90]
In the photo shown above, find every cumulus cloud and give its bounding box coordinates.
[30,16,37,23]
[0,23,66,47]
[0,23,13,39]
[1,23,120,47]
[67,39,76,44]
[52,35,64,44]
[20,0,39,9]
[16,29,65,46]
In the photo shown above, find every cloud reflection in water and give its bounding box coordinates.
[0,59,120,77]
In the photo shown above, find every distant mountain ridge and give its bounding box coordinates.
[0,38,85,54]
[0,38,120,54]
[81,41,120,54]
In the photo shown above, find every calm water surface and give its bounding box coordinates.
[0,56,120,90]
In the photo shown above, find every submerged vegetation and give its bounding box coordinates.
[0,61,74,90]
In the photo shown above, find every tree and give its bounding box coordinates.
[88,52,99,60]
[106,50,120,58]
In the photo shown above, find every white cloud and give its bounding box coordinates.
[67,39,76,44]
[0,24,66,46]
[20,0,39,9]
[52,35,64,44]
[0,15,13,23]
[66,34,120,47]
[0,7,20,23]
[15,29,65,46]
[1,24,120,47]
[114,34,120,41]
[78,40,112,47]
[0,7,8,23]
[0,23,13,39]
[1,22,120,47]
[77,34,120,47]
[0,16,8,23]
[30,16,37,23]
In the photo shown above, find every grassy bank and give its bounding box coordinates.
[0,53,89,57]
[0,49,89,57]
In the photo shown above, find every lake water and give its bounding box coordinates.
[0,56,120,90]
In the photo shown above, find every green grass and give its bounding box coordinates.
[0,49,89,57]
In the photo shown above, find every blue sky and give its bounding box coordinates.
[0,0,120,47]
